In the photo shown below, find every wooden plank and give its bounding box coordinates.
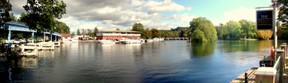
[230,67,258,83]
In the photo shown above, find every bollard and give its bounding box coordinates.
[245,73,248,83]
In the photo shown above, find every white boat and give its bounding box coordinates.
[38,42,54,51]
[153,38,164,42]
[146,39,154,43]
[98,40,115,45]
[120,39,142,44]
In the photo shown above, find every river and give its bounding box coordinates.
[0,40,275,83]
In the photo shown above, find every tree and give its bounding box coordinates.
[151,28,160,38]
[144,28,152,39]
[77,29,80,35]
[55,20,69,33]
[71,32,75,36]
[132,23,144,31]
[93,27,98,37]
[277,0,288,24]
[191,29,206,42]
[22,0,66,32]
[224,20,242,39]
[257,30,273,40]
[86,29,94,37]
[189,17,217,43]
[82,29,86,35]
[239,20,257,39]
[132,23,146,38]
[0,0,12,25]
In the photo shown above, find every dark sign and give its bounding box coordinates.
[257,10,273,30]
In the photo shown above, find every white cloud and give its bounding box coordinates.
[10,0,193,32]
[145,0,191,13]
[213,7,256,25]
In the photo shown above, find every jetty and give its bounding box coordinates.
[1,22,62,57]
[231,43,288,83]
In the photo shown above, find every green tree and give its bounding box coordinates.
[151,28,160,38]
[77,29,80,35]
[0,0,12,24]
[86,29,93,37]
[215,23,227,39]
[189,17,217,43]
[22,0,66,32]
[93,27,98,37]
[144,28,152,39]
[239,20,257,39]
[224,20,241,39]
[71,32,75,36]
[55,20,69,33]
[132,23,144,31]
[191,29,206,42]
[132,23,146,38]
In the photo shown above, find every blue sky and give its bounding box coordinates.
[10,0,272,32]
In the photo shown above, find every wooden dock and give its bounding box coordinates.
[230,67,258,83]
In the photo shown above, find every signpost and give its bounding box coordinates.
[256,10,273,30]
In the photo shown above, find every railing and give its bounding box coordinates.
[274,56,281,83]
[254,43,286,83]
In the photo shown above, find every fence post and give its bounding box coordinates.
[276,49,284,83]
[245,73,248,83]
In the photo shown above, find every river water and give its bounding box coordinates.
[0,40,274,83]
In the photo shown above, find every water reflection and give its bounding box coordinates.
[17,57,38,69]
[191,42,216,57]
[0,40,275,83]
[221,40,272,52]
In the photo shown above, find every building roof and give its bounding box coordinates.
[100,30,140,33]
[61,33,71,37]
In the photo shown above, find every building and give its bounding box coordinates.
[96,31,141,40]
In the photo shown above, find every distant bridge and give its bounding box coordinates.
[164,37,189,40]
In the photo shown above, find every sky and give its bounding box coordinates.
[10,0,272,32]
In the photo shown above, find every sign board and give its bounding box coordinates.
[256,10,273,30]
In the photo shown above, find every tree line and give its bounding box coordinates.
[131,23,188,39]
[75,27,98,37]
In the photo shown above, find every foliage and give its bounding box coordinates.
[217,20,257,40]
[71,32,75,36]
[151,28,160,38]
[179,28,189,37]
[55,20,69,33]
[225,20,242,39]
[76,27,98,37]
[277,24,288,40]
[131,23,146,38]
[277,0,288,24]
[159,30,179,38]
[239,20,257,39]
[93,27,98,37]
[189,17,217,43]
[257,30,273,40]
[22,0,66,32]
[0,0,12,25]
[77,29,80,35]
[191,29,206,43]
